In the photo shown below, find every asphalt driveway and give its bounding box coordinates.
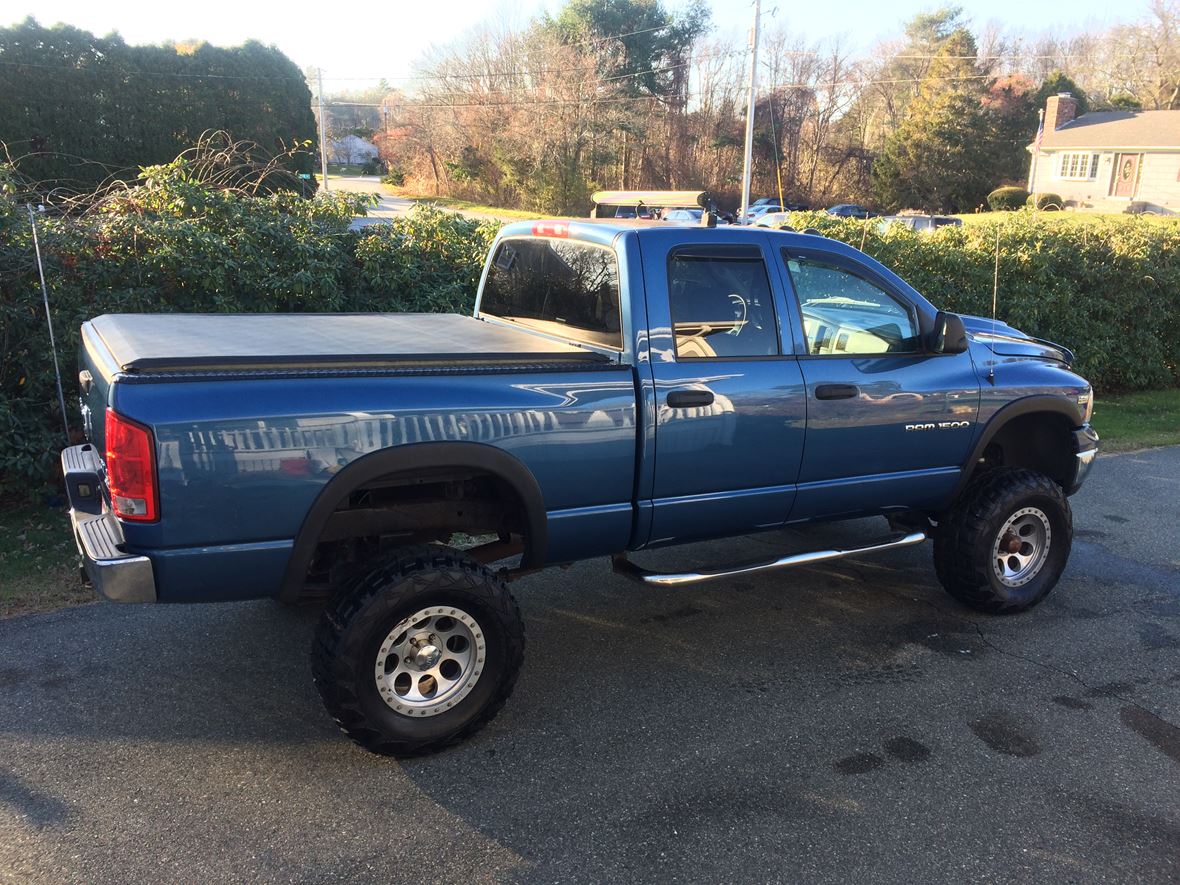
[1,448,1178,883]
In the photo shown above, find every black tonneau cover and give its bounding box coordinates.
[87,313,610,373]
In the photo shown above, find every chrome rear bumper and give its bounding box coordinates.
[62,445,157,603]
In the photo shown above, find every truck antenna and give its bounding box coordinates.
[988,225,1000,384]
[27,204,71,441]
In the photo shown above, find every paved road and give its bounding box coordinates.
[2,449,1178,883]
[325,176,517,229]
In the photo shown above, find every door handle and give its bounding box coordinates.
[814,383,859,400]
[667,389,715,408]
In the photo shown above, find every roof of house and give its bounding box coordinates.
[1039,110,1180,150]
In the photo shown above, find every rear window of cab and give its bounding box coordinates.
[479,237,622,350]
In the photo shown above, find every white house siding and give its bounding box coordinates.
[1028,149,1180,214]
[1136,152,1180,211]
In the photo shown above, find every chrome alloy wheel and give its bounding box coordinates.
[992,507,1052,588]
[374,607,486,717]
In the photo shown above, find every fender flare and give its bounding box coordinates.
[277,442,547,602]
[953,394,1083,498]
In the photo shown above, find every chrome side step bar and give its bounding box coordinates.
[611,531,927,587]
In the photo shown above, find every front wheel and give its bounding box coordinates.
[934,469,1072,614]
[312,546,524,756]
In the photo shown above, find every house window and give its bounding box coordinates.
[1057,152,1100,181]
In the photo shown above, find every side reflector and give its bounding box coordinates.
[105,409,159,522]
[531,221,570,238]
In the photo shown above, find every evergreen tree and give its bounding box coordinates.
[1033,72,1090,117]
[0,19,317,190]
[872,30,996,212]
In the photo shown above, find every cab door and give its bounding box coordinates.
[638,231,807,547]
[777,247,980,521]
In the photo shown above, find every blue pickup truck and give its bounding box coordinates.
[61,218,1098,755]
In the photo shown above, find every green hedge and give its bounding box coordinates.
[0,159,498,492]
[783,209,1180,393]
[3,166,1179,492]
[987,186,1029,211]
[1028,192,1065,210]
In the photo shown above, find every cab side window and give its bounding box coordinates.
[668,246,779,359]
[784,254,920,355]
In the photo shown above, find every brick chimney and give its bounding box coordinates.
[1045,93,1078,130]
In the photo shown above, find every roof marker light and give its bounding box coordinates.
[531,221,570,238]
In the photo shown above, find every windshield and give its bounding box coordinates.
[479,238,622,350]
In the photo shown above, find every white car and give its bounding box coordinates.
[744,204,784,221]
[752,211,794,229]
[878,214,962,233]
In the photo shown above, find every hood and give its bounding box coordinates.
[958,314,1075,365]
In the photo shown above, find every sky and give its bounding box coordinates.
[3,0,1142,90]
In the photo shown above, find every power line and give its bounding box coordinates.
[0,23,679,85]
[329,69,1050,112]
[325,93,693,110]
[0,47,1128,88]
[380,49,742,102]
[0,59,306,81]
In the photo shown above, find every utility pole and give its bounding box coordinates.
[738,0,761,226]
[317,68,329,191]
[620,129,627,189]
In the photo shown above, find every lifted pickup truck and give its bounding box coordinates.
[62,219,1098,755]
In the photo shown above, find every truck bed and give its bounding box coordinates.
[86,313,610,373]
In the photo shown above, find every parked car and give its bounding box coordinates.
[744,204,784,221]
[880,214,963,233]
[827,203,873,218]
[663,208,704,223]
[63,219,1098,756]
[752,211,795,228]
[611,205,654,219]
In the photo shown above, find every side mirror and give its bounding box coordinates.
[930,311,969,354]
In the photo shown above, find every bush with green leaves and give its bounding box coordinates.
[784,209,1180,393]
[1028,192,1065,210]
[0,159,496,493]
[5,161,1180,493]
[987,186,1030,211]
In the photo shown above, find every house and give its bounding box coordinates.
[1027,94,1180,214]
[329,135,379,166]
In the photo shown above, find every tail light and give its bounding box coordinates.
[105,409,159,522]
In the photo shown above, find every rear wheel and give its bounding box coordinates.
[934,469,1072,614]
[312,546,524,756]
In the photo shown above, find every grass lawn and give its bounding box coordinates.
[390,191,544,221]
[1091,388,1180,453]
[0,498,91,618]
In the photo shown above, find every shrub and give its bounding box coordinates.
[987,186,1030,211]
[4,161,1180,492]
[0,158,495,493]
[361,158,385,176]
[1028,192,1065,210]
[382,169,406,187]
[784,209,1180,396]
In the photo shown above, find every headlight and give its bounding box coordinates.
[1077,388,1093,424]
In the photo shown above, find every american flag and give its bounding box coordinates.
[1033,109,1044,153]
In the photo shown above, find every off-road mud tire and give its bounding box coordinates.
[312,545,524,756]
[934,468,1072,614]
